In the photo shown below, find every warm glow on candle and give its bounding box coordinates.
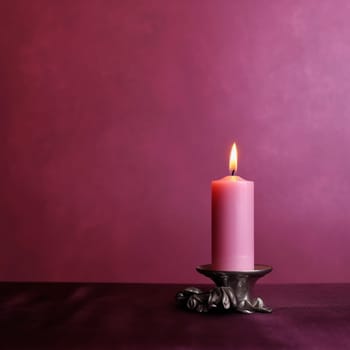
[229,142,238,175]
[212,141,254,271]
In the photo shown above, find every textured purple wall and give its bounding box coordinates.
[1,0,350,283]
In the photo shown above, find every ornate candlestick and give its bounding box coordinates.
[176,264,272,314]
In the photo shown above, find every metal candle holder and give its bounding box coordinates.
[176,264,272,314]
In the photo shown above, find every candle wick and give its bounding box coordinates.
[231,170,235,176]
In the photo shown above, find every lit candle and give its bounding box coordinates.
[211,143,254,271]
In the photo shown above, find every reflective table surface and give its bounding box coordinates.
[0,282,349,349]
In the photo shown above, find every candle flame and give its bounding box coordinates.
[229,142,238,175]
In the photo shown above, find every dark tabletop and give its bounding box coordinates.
[0,282,349,349]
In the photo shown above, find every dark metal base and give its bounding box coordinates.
[176,264,272,314]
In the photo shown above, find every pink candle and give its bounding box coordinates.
[211,143,254,271]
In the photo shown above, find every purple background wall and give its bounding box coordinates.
[1,0,350,284]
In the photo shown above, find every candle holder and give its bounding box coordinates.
[176,264,272,314]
